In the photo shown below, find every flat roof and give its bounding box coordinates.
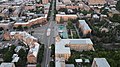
[14,14,47,25]
[69,39,93,45]
[55,61,65,67]
[75,59,83,63]
[55,40,71,54]
[60,39,93,45]
[79,20,91,31]
[0,63,15,67]
[66,64,74,67]
[56,14,77,17]
[10,31,37,40]
[28,42,40,57]
[12,57,19,62]
[94,58,110,67]
[55,38,93,54]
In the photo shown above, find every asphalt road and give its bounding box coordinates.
[41,0,56,67]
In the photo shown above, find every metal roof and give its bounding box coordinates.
[93,58,110,67]
[0,63,15,67]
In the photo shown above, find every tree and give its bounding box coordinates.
[60,17,64,23]
[116,0,120,11]
[37,44,44,63]
[36,64,41,67]
[51,44,55,57]
[18,49,27,59]
[23,26,28,30]
[10,45,16,54]
[17,25,23,31]
[0,27,4,31]
[101,9,109,15]
[111,14,120,23]
[49,61,55,67]
[3,51,13,62]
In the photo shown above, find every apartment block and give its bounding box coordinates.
[91,58,110,67]
[42,0,49,4]
[78,20,92,36]
[88,0,106,8]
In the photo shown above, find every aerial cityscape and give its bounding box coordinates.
[0,0,120,67]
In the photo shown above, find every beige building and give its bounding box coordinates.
[27,42,40,63]
[42,0,49,4]
[55,37,94,60]
[65,39,94,51]
[78,20,92,36]
[92,58,110,67]
[62,0,71,4]
[14,14,47,27]
[0,14,47,29]
[56,14,77,23]
[55,57,75,67]
[10,31,37,47]
[10,31,40,63]
[88,0,106,8]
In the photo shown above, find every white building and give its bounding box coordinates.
[0,63,15,67]
[55,38,94,61]
[91,58,110,67]
[55,39,71,60]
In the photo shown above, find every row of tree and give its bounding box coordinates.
[37,44,44,64]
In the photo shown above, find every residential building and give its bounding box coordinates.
[78,20,92,36]
[0,63,15,67]
[55,37,94,60]
[55,58,75,67]
[42,0,49,4]
[55,39,71,60]
[55,58,66,67]
[27,42,40,63]
[56,14,77,23]
[13,7,21,17]
[10,31,37,47]
[88,0,106,8]
[105,0,117,7]
[62,0,71,4]
[14,14,47,27]
[65,39,94,51]
[10,31,40,63]
[91,58,110,67]
[12,57,19,63]
[27,64,36,67]
[66,64,75,67]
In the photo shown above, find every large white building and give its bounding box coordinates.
[55,37,94,61]
[55,39,71,60]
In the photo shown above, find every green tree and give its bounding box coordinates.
[51,44,55,57]
[116,0,120,11]
[37,44,44,63]
[49,61,55,67]
[101,9,109,15]
[17,25,23,31]
[3,51,13,62]
[36,63,41,67]
[18,49,27,59]
[60,17,64,23]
